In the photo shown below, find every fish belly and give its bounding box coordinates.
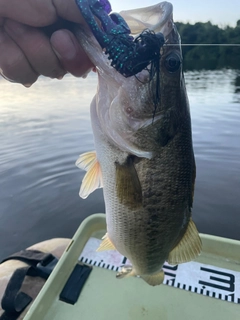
[100,147,188,275]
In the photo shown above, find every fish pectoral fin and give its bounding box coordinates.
[141,270,165,286]
[167,218,202,265]
[115,156,142,209]
[76,151,97,171]
[96,233,116,252]
[75,151,103,199]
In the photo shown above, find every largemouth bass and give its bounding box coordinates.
[76,1,201,286]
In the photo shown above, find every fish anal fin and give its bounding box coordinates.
[141,270,165,286]
[75,151,103,199]
[96,234,116,252]
[167,218,202,265]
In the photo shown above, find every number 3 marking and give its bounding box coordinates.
[199,267,235,292]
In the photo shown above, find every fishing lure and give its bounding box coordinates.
[75,0,165,78]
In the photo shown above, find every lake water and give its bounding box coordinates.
[0,69,240,260]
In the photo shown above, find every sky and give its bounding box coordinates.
[110,0,240,27]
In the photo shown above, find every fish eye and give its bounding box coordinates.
[164,53,181,73]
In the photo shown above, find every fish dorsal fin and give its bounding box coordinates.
[167,218,202,265]
[75,151,103,199]
[96,234,116,252]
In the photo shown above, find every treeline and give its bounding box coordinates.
[175,20,240,70]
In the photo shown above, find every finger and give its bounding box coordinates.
[50,29,94,77]
[4,19,66,79]
[0,26,38,85]
[0,0,86,26]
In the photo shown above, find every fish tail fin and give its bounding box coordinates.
[141,270,165,286]
[116,266,165,286]
[75,151,103,199]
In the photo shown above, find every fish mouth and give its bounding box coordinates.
[74,1,178,79]
[120,2,174,38]
[121,2,181,50]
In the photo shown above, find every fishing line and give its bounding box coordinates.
[165,43,240,46]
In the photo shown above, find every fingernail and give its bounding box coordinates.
[52,36,77,60]
[57,74,65,80]
[23,83,32,88]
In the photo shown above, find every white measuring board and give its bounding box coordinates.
[79,237,240,304]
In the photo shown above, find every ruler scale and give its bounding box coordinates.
[79,237,240,304]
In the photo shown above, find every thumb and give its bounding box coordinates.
[50,29,94,77]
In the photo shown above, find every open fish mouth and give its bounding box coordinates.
[120,2,174,36]
[75,0,177,78]
[74,1,183,158]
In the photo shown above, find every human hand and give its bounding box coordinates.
[0,0,94,86]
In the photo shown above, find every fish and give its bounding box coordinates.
[75,1,202,286]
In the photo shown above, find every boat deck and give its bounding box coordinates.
[24,214,240,320]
